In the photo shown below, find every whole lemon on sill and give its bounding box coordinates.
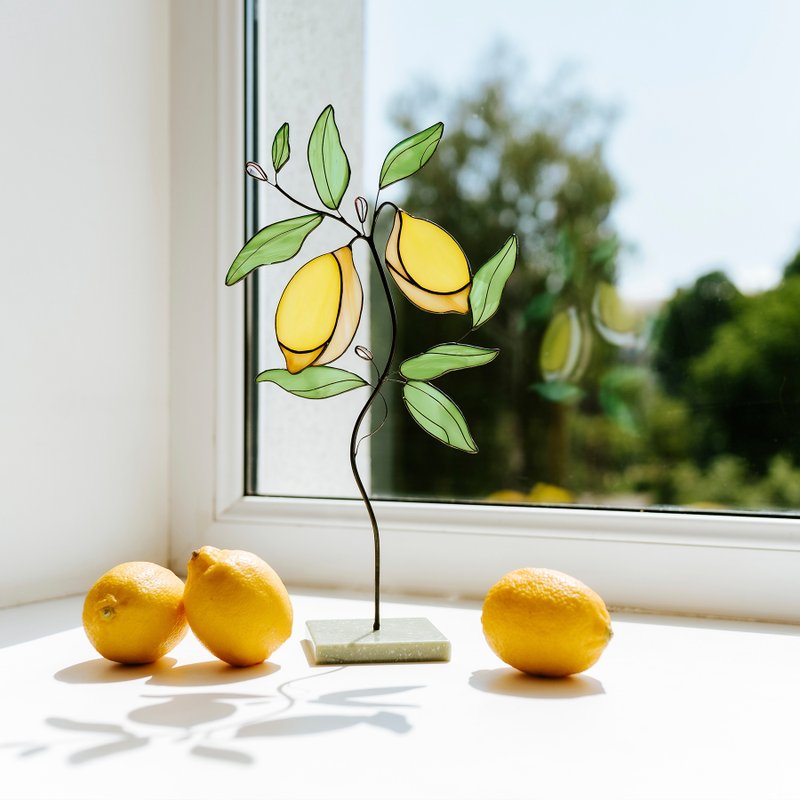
[82,562,188,664]
[183,546,293,667]
[481,568,612,677]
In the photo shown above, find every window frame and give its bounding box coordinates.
[168,0,800,623]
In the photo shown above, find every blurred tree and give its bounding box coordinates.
[781,247,800,279]
[370,56,622,500]
[653,270,742,398]
[688,276,800,467]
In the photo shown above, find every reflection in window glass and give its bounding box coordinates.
[363,0,800,512]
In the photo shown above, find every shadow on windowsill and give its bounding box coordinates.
[469,667,604,698]
[146,660,280,686]
[54,657,178,684]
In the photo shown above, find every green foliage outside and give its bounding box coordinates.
[371,60,800,513]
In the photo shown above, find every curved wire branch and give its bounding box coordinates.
[354,388,389,458]
[348,235,398,631]
[353,347,390,457]
[373,199,400,228]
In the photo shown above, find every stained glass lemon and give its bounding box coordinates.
[276,245,363,373]
[385,210,471,314]
[539,307,588,382]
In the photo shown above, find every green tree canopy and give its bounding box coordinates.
[781,247,800,279]
[689,276,800,467]
[653,270,742,397]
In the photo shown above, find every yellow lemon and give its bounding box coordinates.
[184,546,293,667]
[385,210,471,314]
[276,245,363,374]
[82,562,187,664]
[481,567,612,677]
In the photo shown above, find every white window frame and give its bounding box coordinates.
[169,0,800,623]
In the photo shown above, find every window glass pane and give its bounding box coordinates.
[253,0,367,499]
[255,0,800,514]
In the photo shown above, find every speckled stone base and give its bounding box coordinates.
[306,618,451,664]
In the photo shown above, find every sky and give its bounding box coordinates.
[365,0,800,301]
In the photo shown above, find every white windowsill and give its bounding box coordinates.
[1,590,797,800]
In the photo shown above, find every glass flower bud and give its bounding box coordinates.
[385,210,471,314]
[275,245,363,374]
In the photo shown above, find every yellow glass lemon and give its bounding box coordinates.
[276,245,363,373]
[82,562,188,664]
[183,546,293,667]
[385,210,471,314]
[482,567,612,677]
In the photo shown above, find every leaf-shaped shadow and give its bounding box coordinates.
[19,745,49,758]
[128,693,268,729]
[46,717,129,734]
[237,710,411,738]
[312,686,423,709]
[45,717,149,765]
[69,737,148,765]
[190,744,254,765]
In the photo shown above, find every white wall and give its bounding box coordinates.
[0,0,170,607]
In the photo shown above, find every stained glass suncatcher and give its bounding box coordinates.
[227,105,517,631]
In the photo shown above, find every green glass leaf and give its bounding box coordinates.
[256,366,367,399]
[402,381,478,453]
[272,122,290,173]
[531,382,585,405]
[400,343,499,381]
[307,105,350,210]
[469,235,518,329]
[378,122,444,189]
[225,214,323,286]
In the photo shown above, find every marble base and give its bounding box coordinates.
[305,618,451,665]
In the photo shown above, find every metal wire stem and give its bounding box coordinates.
[348,232,398,631]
